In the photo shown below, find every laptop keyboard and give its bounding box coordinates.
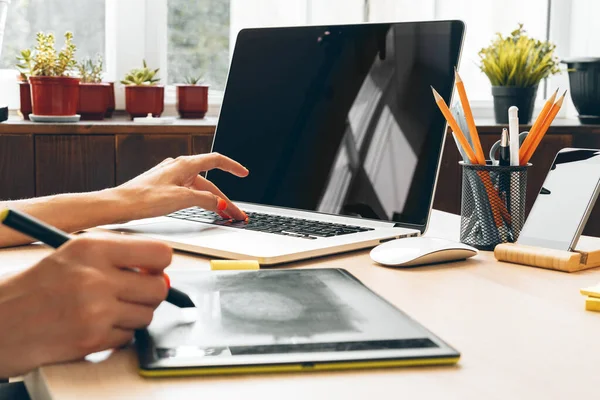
[167,207,374,240]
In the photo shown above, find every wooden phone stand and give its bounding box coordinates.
[494,237,600,272]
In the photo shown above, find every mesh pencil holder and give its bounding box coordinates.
[460,162,529,251]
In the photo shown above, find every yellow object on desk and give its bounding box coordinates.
[580,284,600,298]
[585,297,600,312]
[210,260,260,270]
[579,283,600,312]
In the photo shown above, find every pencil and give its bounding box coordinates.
[519,88,558,164]
[0,208,195,308]
[455,70,486,165]
[431,86,478,164]
[520,91,566,165]
[432,87,506,227]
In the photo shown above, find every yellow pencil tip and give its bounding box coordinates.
[431,86,441,99]
[0,209,9,223]
[454,69,462,82]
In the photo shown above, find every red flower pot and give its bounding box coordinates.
[105,82,115,118]
[78,83,110,120]
[29,76,80,116]
[124,85,164,119]
[176,85,209,119]
[19,82,32,120]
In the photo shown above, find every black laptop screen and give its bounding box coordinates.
[209,21,464,231]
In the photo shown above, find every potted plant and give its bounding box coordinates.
[479,24,561,124]
[176,75,209,119]
[76,55,109,120]
[15,48,33,120]
[29,31,80,117]
[121,60,164,119]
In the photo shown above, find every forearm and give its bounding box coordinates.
[0,188,133,248]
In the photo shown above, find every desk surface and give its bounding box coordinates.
[3,211,599,400]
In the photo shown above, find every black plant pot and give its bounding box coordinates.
[492,85,538,124]
[562,58,600,124]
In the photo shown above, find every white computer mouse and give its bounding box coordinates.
[370,237,478,267]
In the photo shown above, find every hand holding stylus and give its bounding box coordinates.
[0,235,172,378]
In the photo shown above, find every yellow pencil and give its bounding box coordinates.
[520,91,566,165]
[455,70,485,165]
[519,88,558,164]
[431,86,478,164]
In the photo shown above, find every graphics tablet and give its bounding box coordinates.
[136,269,459,377]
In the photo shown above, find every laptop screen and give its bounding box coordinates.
[209,21,464,231]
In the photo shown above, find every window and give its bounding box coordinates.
[0,0,596,118]
[167,0,230,90]
[0,0,105,67]
[0,0,105,108]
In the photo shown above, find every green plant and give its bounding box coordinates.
[16,49,34,81]
[78,54,104,83]
[479,24,560,87]
[184,75,204,85]
[31,31,77,77]
[120,60,160,85]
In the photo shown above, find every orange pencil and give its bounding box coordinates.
[455,70,486,165]
[520,91,566,165]
[519,89,558,163]
[431,86,478,164]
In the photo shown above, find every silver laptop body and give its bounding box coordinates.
[103,21,465,265]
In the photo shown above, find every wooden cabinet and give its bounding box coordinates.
[116,134,192,184]
[0,135,35,200]
[0,117,599,237]
[0,117,217,200]
[35,135,115,196]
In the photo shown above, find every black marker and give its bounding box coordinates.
[0,208,195,308]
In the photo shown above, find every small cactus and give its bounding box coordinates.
[184,75,204,85]
[121,60,161,85]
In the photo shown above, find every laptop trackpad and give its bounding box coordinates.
[114,219,228,238]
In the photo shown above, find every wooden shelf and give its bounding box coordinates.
[0,115,218,135]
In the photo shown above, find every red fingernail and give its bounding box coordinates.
[163,273,171,289]
[217,198,227,211]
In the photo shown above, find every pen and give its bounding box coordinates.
[499,128,510,166]
[0,208,195,308]
[508,106,519,166]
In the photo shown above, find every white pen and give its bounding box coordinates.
[508,106,519,166]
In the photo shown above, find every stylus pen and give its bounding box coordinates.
[499,128,510,167]
[0,208,195,308]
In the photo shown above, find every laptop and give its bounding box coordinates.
[104,20,465,265]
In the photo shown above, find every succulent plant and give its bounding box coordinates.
[184,75,204,85]
[31,31,77,77]
[121,60,161,85]
[78,54,104,83]
[479,24,560,88]
[16,49,34,81]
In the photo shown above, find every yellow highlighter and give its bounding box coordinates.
[210,260,260,271]
[586,297,600,312]
[580,284,600,298]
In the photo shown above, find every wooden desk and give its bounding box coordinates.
[3,211,599,399]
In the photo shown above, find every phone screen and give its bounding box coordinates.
[518,148,600,251]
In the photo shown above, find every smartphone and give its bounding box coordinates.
[517,148,600,251]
